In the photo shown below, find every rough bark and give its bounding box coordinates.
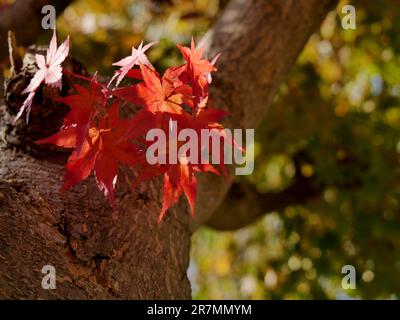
[0,0,336,299]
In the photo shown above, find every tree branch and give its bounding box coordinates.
[207,152,320,230]
[193,0,338,229]
[206,179,319,231]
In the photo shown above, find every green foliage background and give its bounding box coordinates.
[54,0,400,299]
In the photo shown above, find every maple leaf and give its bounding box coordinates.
[16,29,70,123]
[92,105,144,203]
[130,151,198,222]
[56,73,110,151]
[156,149,223,222]
[38,103,142,204]
[177,38,220,105]
[159,161,196,222]
[130,111,228,221]
[131,156,219,223]
[113,64,191,115]
[108,41,157,87]
[173,106,238,179]
[177,38,216,79]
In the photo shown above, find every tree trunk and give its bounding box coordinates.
[0,0,336,299]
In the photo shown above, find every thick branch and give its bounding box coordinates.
[207,177,318,231]
[207,151,320,230]
[194,0,338,228]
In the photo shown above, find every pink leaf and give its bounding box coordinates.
[108,41,157,87]
[15,29,69,123]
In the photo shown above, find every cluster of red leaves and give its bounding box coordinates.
[35,38,229,221]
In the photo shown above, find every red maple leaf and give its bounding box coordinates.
[130,108,229,221]
[54,73,110,151]
[32,38,232,222]
[177,38,216,80]
[113,64,191,114]
[160,162,196,222]
[177,38,219,104]
[37,103,142,204]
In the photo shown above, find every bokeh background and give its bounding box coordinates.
[2,0,400,299]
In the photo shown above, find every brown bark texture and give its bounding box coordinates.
[0,0,336,299]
